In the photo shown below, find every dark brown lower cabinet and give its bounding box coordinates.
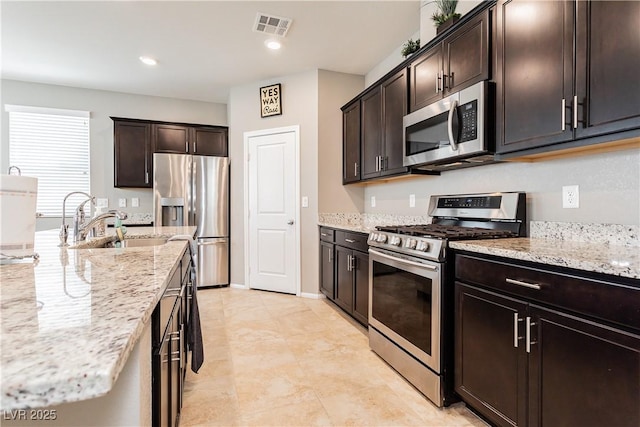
[319,241,335,299]
[319,227,369,326]
[153,247,192,427]
[455,254,640,427]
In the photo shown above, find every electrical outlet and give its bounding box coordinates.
[409,194,416,208]
[562,185,579,208]
[370,196,376,208]
[96,198,108,208]
[118,198,127,208]
[131,197,139,208]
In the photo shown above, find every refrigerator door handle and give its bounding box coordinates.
[198,238,228,246]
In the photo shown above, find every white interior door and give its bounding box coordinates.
[245,127,299,295]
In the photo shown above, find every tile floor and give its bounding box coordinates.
[180,287,488,427]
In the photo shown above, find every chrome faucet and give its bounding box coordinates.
[59,191,94,247]
[76,210,128,242]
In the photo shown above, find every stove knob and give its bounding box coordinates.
[377,233,388,243]
[405,238,417,249]
[368,232,377,242]
[416,241,430,252]
[390,236,402,246]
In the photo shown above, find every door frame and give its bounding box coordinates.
[243,125,301,296]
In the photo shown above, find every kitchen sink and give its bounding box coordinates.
[102,237,168,248]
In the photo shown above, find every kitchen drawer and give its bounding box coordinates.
[335,230,369,252]
[319,227,335,243]
[455,254,640,333]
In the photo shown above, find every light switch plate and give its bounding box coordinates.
[301,196,309,208]
[96,198,109,208]
[118,198,127,208]
[131,197,139,208]
[409,194,416,208]
[371,196,376,208]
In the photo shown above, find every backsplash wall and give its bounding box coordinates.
[363,148,640,225]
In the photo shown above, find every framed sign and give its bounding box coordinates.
[260,83,282,118]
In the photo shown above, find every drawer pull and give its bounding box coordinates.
[506,278,541,290]
[321,233,329,237]
[345,238,356,243]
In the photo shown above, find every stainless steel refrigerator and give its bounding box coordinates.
[153,153,229,287]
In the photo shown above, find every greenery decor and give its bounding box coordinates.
[431,0,461,27]
[401,38,421,58]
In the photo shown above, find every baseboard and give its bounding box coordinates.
[230,283,248,290]
[299,292,326,299]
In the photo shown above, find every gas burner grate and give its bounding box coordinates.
[376,224,518,240]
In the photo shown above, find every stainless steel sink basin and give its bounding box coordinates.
[102,238,168,248]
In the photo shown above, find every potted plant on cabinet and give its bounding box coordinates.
[432,0,461,34]
[401,38,421,58]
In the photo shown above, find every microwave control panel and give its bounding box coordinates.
[459,100,478,142]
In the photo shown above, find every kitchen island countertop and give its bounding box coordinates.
[450,237,640,280]
[0,226,196,411]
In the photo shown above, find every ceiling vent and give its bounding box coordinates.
[253,13,293,37]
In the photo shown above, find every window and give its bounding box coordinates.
[6,105,90,217]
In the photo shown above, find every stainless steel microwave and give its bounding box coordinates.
[403,81,495,170]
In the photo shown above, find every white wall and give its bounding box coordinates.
[363,148,640,225]
[1,79,227,230]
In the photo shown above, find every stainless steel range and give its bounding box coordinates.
[367,192,526,407]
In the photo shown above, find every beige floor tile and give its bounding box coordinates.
[234,362,317,415]
[181,287,486,427]
[239,396,332,427]
[318,384,428,426]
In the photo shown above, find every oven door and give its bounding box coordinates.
[368,248,441,373]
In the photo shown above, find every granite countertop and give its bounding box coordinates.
[0,226,196,411]
[450,238,640,280]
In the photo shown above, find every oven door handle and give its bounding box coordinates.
[369,249,438,271]
[447,100,459,151]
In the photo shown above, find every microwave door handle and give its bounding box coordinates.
[447,100,459,151]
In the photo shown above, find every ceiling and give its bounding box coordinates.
[1,1,420,104]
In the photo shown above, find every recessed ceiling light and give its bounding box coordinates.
[139,56,157,66]
[264,39,282,50]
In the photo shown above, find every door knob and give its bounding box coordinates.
[287,220,294,225]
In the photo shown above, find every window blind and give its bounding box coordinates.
[6,105,91,217]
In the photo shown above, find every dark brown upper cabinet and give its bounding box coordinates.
[496,0,640,155]
[361,69,409,180]
[574,1,640,140]
[112,118,153,188]
[409,9,490,113]
[342,100,361,184]
[154,123,228,156]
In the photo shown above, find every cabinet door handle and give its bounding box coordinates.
[329,251,333,263]
[561,98,566,131]
[145,171,149,184]
[194,140,197,153]
[345,238,356,243]
[526,316,537,353]
[573,95,578,129]
[354,162,358,177]
[185,141,189,152]
[513,313,523,348]
[506,278,541,290]
[441,69,447,90]
[435,71,440,93]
